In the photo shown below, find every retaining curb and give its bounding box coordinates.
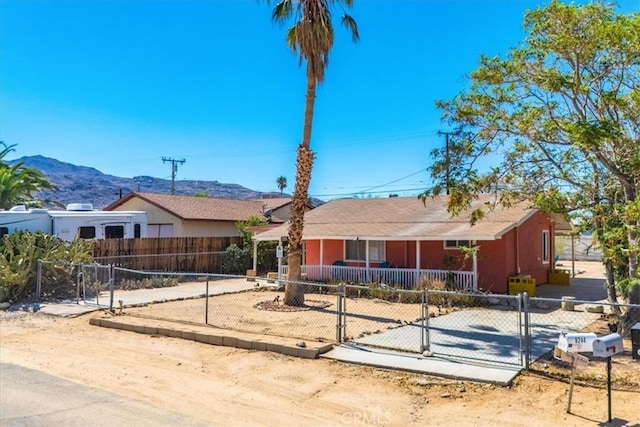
[89,317,333,359]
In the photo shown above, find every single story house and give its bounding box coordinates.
[104,192,295,238]
[254,196,571,294]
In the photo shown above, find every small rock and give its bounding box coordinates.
[585,305,604,313]
[458,387,466,393]
[440,393,452,398]
[0,302,11,310]
[296,341,307,348]
[414,378,429,386]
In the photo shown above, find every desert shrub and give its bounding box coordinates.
[419,279,481,309]
[0,231,93,302]
[222,244,251,275]
[117,276,178,291]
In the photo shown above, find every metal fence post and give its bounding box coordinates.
[109,264,115,312]
[517,293,523,366]
[36,260,42,304]
[420,288,431,353]
[80,267,86,304]
[75,265,81,304]
[523,292,531,370]
[205,279,209,325]
[336,283,346,343]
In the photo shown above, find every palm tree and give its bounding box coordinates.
[267,0,359,305]
[276,176,288,195]
[0,142,55,209]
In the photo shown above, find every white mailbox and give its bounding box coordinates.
[592,333,624,358]
[557,332,597,353]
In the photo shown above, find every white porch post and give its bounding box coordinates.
[320,239,325,280]
[415,240,421,284]
[472,240,478,291]
[365,240,370,282]
[252,238,258,271]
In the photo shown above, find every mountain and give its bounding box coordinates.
[9,155,288,209]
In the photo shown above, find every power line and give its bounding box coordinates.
[162,157,185,195]
[360,168,428,194]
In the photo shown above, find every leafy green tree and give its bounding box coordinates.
[236,215,278,273]
[193,190,210,197]
[266,0,359,305]
[276,175,287,195]
[422,1,639,326]
[0,142,55,209]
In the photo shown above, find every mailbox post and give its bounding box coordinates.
[593,333,624,423]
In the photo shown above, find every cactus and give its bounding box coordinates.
[0,231,93,302]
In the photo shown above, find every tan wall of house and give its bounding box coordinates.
[181,221,240,238]
[109,198,181,235]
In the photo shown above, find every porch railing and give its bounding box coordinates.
[280,265,476,292]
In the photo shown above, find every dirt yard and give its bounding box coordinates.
[1,308,638,426]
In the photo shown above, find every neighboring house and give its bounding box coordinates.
[104,192,294,238]
[254,196,571,294]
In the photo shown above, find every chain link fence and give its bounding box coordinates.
[31,261,640,369]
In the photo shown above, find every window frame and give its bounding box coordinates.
[78,226,96,239]
[344,240,386,262]
[542,230,550,264]
[105,225,125,239]
[444,239,471,250]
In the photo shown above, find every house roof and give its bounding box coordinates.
[104,192,284,223]
[254,196,571,241]
[255,198,292,211]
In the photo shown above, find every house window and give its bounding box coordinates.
[444,240,470,250]
[542,230,550,263]
[134,223,141,238]
[0,227,8,237]
[345,240,385,262]
[105,225,124,239]
[78,226,96,239]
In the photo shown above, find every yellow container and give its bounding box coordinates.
[548,269,570,285]
[508,276,537,296]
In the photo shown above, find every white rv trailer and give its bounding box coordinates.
[0,206,53,236]
[0,203,147,240]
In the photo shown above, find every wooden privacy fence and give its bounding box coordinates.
[92,236,243,273]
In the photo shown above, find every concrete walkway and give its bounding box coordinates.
[321,345,519,386]
[36,278,271,317]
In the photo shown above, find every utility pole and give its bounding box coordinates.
[162,157,185,195]
[437,130,460,195]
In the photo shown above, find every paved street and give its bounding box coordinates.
[0,363,207,427]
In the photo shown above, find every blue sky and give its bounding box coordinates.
[2,0,638,201]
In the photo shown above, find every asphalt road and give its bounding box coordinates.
[0,363,208,427]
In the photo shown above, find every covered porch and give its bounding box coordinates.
[280,264,476,291]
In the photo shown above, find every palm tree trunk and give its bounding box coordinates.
[284,62,317,306]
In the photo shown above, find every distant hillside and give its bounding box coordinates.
[9,156,288,209]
